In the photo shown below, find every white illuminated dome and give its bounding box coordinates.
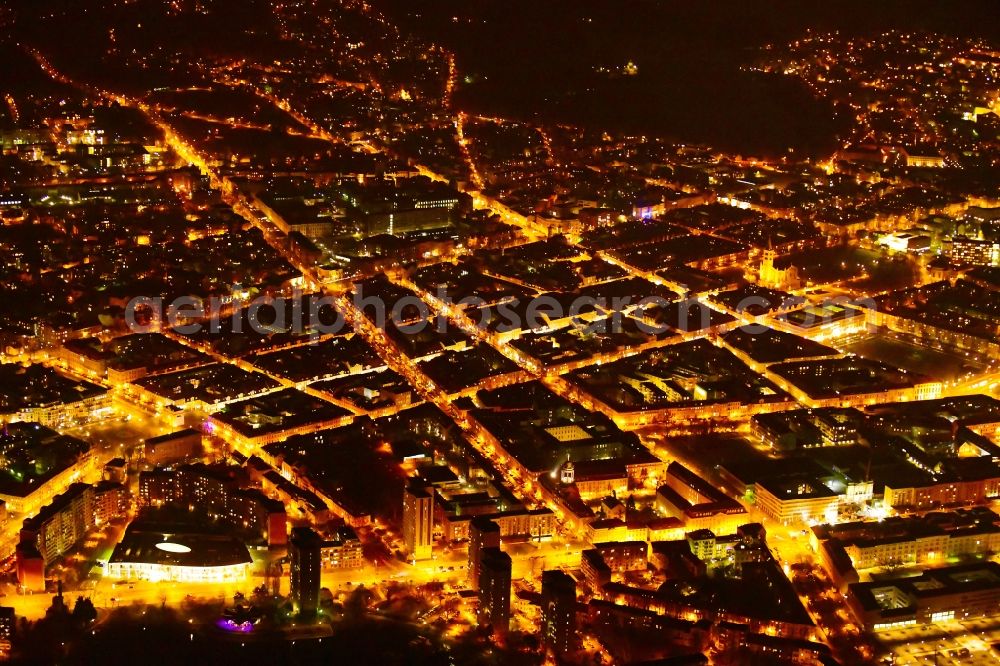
[155,541,192,554]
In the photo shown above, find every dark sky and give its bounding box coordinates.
[380,0,1000,156]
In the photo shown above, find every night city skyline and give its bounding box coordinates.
[1,1,1000,664]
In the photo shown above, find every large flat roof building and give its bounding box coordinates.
[847,562,1000,632]
[106,523,253,584]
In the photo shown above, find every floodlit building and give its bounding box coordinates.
[656,462,748,534]
[753,477,839,525]
[320,525,363,570]
[847,562,1000,632]
[16,480,127,590]
[106,525,253,584]
[402,481,434,560]
[945,235,1000,266]
[468,516,501,589]
[758,246,801,290]
[813,508,1000,590]
[19,483,95,566]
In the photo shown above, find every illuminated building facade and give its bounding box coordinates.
[440,508,556,542]
[14,542,45,593]
[758,247,801,290]
[105,526,253,583]
[468,516,501,589]
[402,481,434,560]
[656,462,748,534]
[0,453,93,517]
[19,483,94,565]
[848,563,1000,632]
[16,480,126,588]
[898,146,946,168]
[93,481,129,525]
[0,365,111,429]
[320,525,363,570]
[581,550,613,591]
[106,557,251,583]
[753,478,839,525]
[0,606,13,657]
[588,600,711,657]
[813,509,1000,589]
[582,541,648,592]
[139,465,287,546]
[946,235,1000,266]
[883,474,1000,511]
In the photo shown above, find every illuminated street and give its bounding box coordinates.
[2,1,1000,664]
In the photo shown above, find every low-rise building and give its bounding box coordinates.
[144,429,202,466]
[754,477,839,525]
[320,525,363,570]
[439,507,555,544]
[884,469,1000,511]
[847,562,1000,632]
[106,524,253,584]
[582,541,648,591]
[813,508,1000,589]
[656,463,748,534]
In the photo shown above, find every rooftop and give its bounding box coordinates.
[109,522,253,568]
